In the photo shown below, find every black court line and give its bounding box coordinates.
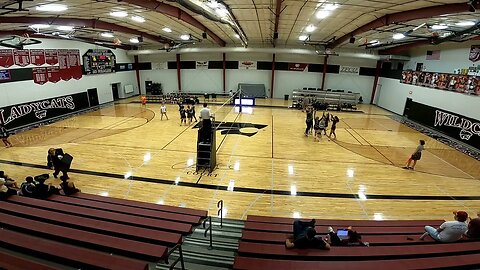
[160,123,194,150]
[2,158,480,201]
[343,120,395,166]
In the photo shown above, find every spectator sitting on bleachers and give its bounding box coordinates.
[0,170,18,188]
[59,179,80,195]
[19,176,37,197]
[35,176,59,199]
[0,178,18,200]
[420,210,468,242]
[465,211,480,239]
[285,220,330,250]
[326,226,369,246]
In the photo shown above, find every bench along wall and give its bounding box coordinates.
[138,52,377,101]
[0,38,138,108]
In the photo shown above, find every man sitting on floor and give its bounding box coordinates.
[420,210,468,242]
[285,219,330,250]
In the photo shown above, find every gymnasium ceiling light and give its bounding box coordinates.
[56,26,74,31]
[234,34,240,39]
[129,37,140,43]
[316,10,330,19]
[162,27,172,33]
[110,11,128,17]
[431,24,448,30]
[131,15,145,23]
[180,34,191,40]
[455,21,476,27]
[298,35,309,41]
[101,32,114,38]
[305,25,316,33]
[392,33,405,40]
[29,24,50,30]
[36,4,68,12]
[323,3,339,11]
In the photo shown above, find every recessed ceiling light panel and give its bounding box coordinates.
[110,11,128,17]
[36,4,68,12]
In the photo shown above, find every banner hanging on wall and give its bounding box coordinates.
[196,61,208,69]
[58,49,72,81]
[239,61,257,70]
[13,49,30,67]
[288,63,308,72]
[152,62,167,70]
[339,66,360,75]
[401,70,480,96]
[47,66,60,83]
[469,45,480,62]
[30,49,46,66]
[32,67,48,85]
[68,49,82,80]
[45,49,58,65]
[0,49,14,68]
[0,92,90,129]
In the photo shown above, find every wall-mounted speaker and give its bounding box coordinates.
[273,32,279,39]
[138,36,144,43]
[202,32,207,39]
[349,37,355,43]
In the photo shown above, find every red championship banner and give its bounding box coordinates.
[58,49,72,81]
[68,49,82,80]
[288,63,308,71]
[0,49,14,68]
[46,66,60,83]
[45,49,58,65]
[30,49,46,66]
[13,49,30,67]
[32,67,48,85]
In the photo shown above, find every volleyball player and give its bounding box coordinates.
[305,107,314,136]
[179,105,187,126]
[160,103,169,120]
[186,105,194,125]
[0,124,12,148]
[403,139,425,170]
[329,116,339,140]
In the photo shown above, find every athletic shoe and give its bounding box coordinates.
[328,226,334,233]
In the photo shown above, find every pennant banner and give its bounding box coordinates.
[0,49,14,68]
[47,66,60,83]
[58,49,72,81]
[30,49,46,66]
[239,61,257,70]
[288,63,308,72]
[45,49,58,65]
[196,61,208,69]
[32,67,48,85]
[13,49,30,67]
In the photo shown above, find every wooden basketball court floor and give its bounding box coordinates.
[1,98,479,222]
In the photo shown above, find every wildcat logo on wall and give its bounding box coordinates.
[239,61,257,70]
[434,110,480,141]
[339,66,360,74]
[0,93,90,129]
[406,100,480,150]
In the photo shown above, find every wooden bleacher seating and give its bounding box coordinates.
[7,195,193,234]
[234,215,480,270]
[0,193,208,269]
[0,228,149,270]
[0,250,61,270]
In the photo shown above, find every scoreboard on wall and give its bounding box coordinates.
[82,49,116,75]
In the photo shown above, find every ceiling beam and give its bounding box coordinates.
[330,2,480,48]
[0,16,173,44]
[119,0,226,47]
[272,0,282,47]
[0,30,134,50]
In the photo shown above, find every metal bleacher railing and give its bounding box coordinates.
[291,89,360,111]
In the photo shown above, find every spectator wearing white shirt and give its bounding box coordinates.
[420,210,468,242]
[199,104,212,143]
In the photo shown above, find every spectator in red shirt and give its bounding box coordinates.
[465,211,480,239]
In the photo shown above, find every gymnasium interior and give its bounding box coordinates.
[0,0,479,269]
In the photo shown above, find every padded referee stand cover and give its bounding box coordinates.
[60,153,73,169]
